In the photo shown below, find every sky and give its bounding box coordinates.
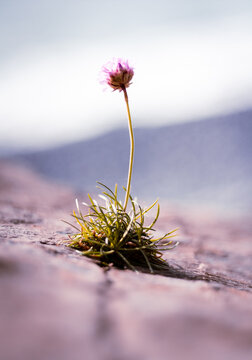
[0,0,252,150]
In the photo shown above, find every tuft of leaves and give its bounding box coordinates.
[64,182,179,273]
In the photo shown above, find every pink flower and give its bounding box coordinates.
[101,59,134,92]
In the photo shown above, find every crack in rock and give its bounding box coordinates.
[135,263,252,292]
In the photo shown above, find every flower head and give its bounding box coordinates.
[102,58,134,92]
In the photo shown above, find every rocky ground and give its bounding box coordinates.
[0,160,251,360]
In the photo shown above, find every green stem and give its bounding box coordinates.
[123,88,134,211]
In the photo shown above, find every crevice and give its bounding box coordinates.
[93,271,132,360]
[0,257,19,274]
[135,263,252,292]
[95,270,114,338]
[66,246,252,293]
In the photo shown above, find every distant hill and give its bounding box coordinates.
[6,109,252,214]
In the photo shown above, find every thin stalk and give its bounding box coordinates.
[123,87,134,211]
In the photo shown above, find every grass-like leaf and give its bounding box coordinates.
[66,182,179,273]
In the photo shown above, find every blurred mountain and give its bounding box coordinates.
[5,109,252,214]
[0,146,26,156]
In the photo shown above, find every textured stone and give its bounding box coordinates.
[0,161,251,360]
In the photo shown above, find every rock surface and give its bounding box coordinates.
[0,160,251,360]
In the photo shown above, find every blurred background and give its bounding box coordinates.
[0,0,252,215]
